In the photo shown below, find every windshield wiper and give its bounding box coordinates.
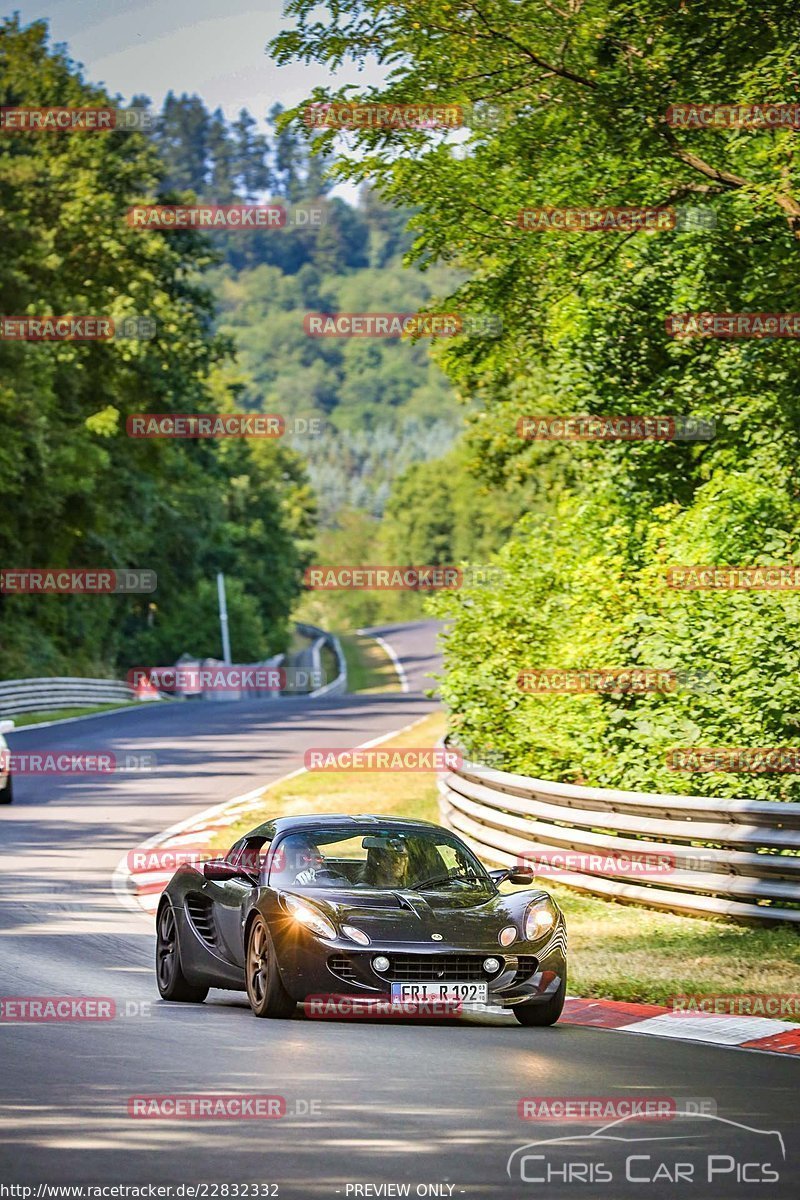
[412,872,480,891]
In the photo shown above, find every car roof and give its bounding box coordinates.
[245,813,445,839]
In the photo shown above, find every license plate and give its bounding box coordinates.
[390,982,488,1003]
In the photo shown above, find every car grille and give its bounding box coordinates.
[384,954,498,982]
[510,955,538,984]
[329,955,359,982]
[185,895,217,946]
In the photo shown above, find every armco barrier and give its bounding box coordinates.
[295,622,347,697]
[0,622,348,718]
[0,677,135,716]
[438,748,800,925]
[169,653,285,700]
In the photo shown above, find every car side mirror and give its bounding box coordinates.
[490,866,535,885]
[203,859,250,882]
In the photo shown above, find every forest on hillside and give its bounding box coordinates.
[0,18,511,675]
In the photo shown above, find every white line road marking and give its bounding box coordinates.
[357,630,410,693]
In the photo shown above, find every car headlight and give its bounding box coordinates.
[284,895,336,940]
[499,925,517,947]
[524,897,557,941]
[342,924,370,946]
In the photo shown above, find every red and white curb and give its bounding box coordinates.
[559,997,800,1057]
[111,779,295,917]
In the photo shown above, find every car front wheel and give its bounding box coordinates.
[156,902,208,1003]
[246,915,296,1019]
[513,974,566,1026]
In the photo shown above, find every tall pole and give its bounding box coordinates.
[217,572,232,664]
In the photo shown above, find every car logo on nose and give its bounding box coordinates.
[431,933,443,941]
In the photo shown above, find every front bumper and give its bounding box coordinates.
[275,921,567,1007]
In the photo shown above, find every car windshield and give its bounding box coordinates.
[269,827,491,892]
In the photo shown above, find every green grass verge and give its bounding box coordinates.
[338,631,401,693]
[209,709,800,1012]
[6,701,150,727]
[319,642,340,690]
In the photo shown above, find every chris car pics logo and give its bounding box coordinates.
[507,1112,785,1188]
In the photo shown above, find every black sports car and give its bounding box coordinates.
[155,814,567,1024]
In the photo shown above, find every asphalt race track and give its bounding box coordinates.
[0,620,797,1199]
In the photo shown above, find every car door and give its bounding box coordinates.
[204,836,269,968]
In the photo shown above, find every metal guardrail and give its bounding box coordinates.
[0,622,348,717]
[295,623,347,697]
[0,677,135,716]
[169,652,286,700]
[438,749,800,925]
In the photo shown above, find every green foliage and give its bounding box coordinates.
[294,510,428,630]
[210,251,465,520]
[432,480,800,800]
[274,0,800,797]
[0,16,314,678]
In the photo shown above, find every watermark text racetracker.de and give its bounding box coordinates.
[0,751,155,775]
[126,415,323,439]
[303,99,504,131]
[127,665,323,694]
[516,668,714,695]
[306,994,462,1020]
[516,206,715,233]
[516,415,715,441]
[514,849,676,879]
[127,1094,320,1119]
[126,204,325,230]
[670,993,800,1018]
[518,1097,717,1121]
[303,747,461,772]
[666,312,800,338]
[303,565,503,591]
[666,747,800,773]
[0,106,153,130]
[303,312,502,338]
[666,564,800,589]
[0,997,152,1021]
[0,569,156,594]
[0,315,155,340]
[666,103,800,128]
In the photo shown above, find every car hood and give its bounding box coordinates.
[282,886,540,945]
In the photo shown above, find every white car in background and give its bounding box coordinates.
[0,719,14,803]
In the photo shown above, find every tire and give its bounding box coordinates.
[0,773,12,804]
[245,915,296,1019]
[513,974,566,1026]
[156,901,209,1003]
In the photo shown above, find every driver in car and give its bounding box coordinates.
[364,838,411,888]
[291,841,342,887]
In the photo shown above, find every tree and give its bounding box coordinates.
[157,91,210,192]
[231,109,272,198]
[207,106,237,200]
[271,0,800,797]
[269,102,304,202]
[0,16,314,678]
